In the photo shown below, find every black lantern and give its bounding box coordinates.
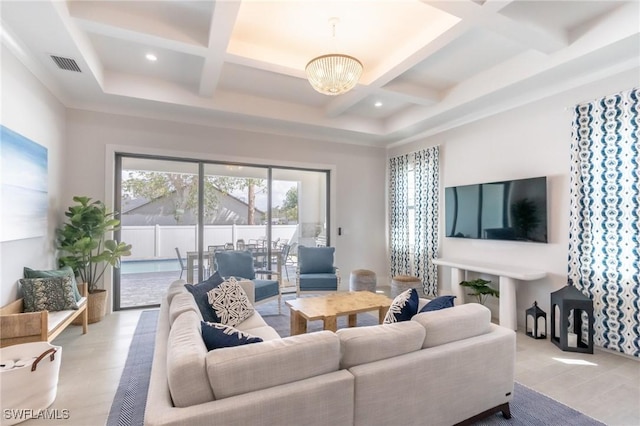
[525,301,546,339]
[550,279,594,354]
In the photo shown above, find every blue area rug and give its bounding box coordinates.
[106,309,158,426]
[107,301,605,426]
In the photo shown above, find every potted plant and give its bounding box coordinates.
[57,196,131,323]
[459,278,499,305]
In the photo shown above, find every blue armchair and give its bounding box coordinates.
[214,250,281,313]
[296,246,340,296]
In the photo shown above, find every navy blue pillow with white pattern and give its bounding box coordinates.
[419,295,456,313]
[201,321,263,351]
[383,288,419,324]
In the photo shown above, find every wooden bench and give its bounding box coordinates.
[0,283,88,348]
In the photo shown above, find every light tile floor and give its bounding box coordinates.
[13,290,640,426]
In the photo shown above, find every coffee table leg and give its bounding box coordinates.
[323,316,337,332]
[378,307,389,324]
[290,309,307,335]
[348,313,357,328]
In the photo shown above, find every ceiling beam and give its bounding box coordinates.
[378,82,440,107]
[427,0,568,54]
[324,20,472,118]
[198,1,241,97]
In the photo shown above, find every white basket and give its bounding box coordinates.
[0,342,62,425]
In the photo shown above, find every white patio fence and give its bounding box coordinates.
[121,224,299,260]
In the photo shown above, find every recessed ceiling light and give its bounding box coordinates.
[145,53,157,62]
[374,101,383,108]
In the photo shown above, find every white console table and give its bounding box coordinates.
[432,258,546,330]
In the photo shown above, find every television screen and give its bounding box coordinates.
[445,176,548,243]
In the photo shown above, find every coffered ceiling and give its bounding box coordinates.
[1,0,638,147]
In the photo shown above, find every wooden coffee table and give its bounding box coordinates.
[285,291,393,335]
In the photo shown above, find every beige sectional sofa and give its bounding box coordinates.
[145,279,516,426]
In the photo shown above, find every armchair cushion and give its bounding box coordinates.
[184,271,225,323]
[298,273,338,291]
[215,250,256,280]
[298,246,335,274]
[253,279,279,301]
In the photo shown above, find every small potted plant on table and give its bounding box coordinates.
[57,196,132,323]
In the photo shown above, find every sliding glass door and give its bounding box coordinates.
[114,154,329,310]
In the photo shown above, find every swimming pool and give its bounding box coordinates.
[121,259,181,274]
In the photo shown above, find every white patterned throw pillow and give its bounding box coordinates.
[206,277,255,327]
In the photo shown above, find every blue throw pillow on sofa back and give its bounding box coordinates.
[215,250,256,280]
[419,295,456,313]
[298,246,335,274]
[185,271,225,322]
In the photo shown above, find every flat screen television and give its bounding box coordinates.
[445,176,548,243]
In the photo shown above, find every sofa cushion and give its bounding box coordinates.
[336,321,426,369]
[206,278,254,327]
[419,295,456,313]
[206,331,340,400]
[201,321,263,351]
[184,272,224,322]
[298,246,335,274]
[411,303,492,348]
[167,311,215,407]
[239,325,282,341]
[215,250,255,280]
[169,292,202,326]
[383,288,419,324]
[19,277,78,312]
[24,266,81,302]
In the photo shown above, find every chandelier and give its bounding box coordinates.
[305,19,363,96]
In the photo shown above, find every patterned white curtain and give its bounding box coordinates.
[568,87,639,357]
[389,154,410,277]
[414,147,440,296]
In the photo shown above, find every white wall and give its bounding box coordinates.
[388,68,639,328]
[0,45,67,306]
[64,109,388,304]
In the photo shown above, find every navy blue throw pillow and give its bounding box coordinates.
[185,272,224,322]
[383,288,419,324]
[201,321,263,351]
[419,295,456,313]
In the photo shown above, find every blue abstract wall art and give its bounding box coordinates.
[0,125,48,242]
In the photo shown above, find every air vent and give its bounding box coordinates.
[50,55,81,72]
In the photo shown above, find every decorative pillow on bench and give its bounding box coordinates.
[19,276,79,312]
[201,321,263,351]
[23,266,82,302]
